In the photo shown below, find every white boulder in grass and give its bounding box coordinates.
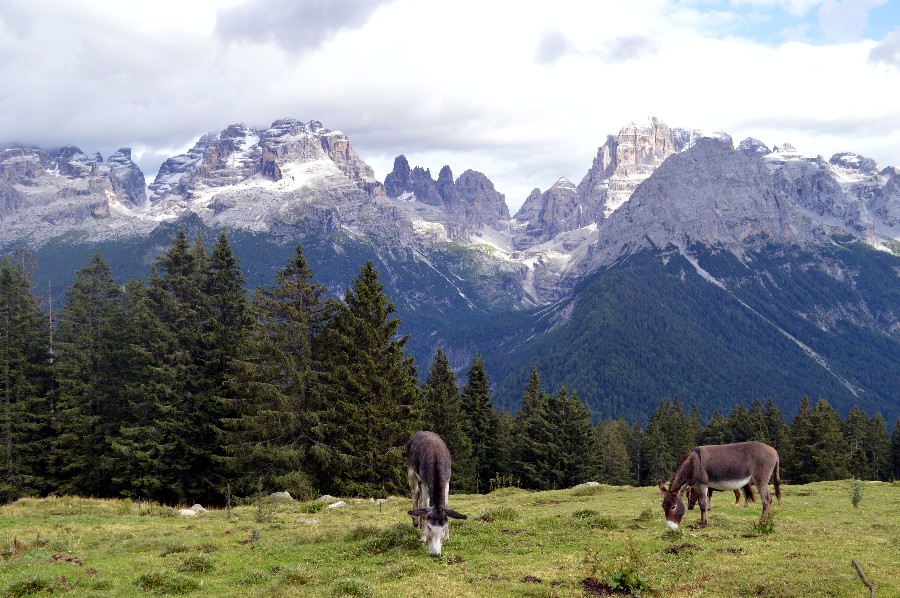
[572,482,601,489]
[325,501,347,509]
[314,494,339,503]
[270,491,295,502]
[178,509,198,517]
[190,504,208,512]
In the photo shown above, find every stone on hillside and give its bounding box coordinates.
[190,503,207,512]
[296,518,318,525]
[325,500,347,509]
[270,491,295,502]
[315,494,339,503]
[573,482,601,489]
[178,509,198,517]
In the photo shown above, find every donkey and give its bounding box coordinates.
[407,431,467,556]
[677,451,756,510]
[658,441,780,529]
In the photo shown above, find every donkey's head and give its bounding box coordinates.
[657,481,686,529]
[408,506,467,556]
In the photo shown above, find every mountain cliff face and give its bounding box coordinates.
[0,146,146,245]
[3,116,899,422]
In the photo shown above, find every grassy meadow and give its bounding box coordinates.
[0,481,898,597]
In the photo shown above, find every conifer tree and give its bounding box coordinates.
[596,419,633,485]
[221,242,330,499]
[865,413,892,481]
[421,349,475,492]
[789,396,815,483]
[511,369,554,489]
[556,389,600,486]
[49,252,127,496]
[316,261,420,497]
[111,280,184,501]
[0,257,51,501]
[460,355,501,493]
[891,419,900,481]
[844,405,869,465]
[698,411,732,445]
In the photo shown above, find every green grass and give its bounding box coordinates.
[1,481,898,596]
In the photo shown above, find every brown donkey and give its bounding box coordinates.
[659,441,780,529]
[407,431,467,556]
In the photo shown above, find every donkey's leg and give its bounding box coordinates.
[408,469,420,528]
[697,485,711,527]
[418,482,430,543]
[755,477,772,516]
[444,481,451,541]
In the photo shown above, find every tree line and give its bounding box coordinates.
[2,230,899,505]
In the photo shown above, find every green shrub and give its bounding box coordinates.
[237,569,269,586]
[584,535,656,597]
[850,479,864,508]
[636,508,655,522]
[752,511,777,535]
[303,500,326,514]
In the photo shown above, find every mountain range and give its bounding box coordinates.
[2,117,898,424]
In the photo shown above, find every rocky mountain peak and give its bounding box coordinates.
[590,136,812,268]
[737,137,771,159]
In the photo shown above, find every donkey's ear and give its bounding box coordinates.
[408,508,430,517]
[657,481,668,493]
[446,509,467,520]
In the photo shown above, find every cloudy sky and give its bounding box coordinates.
[2,0,899,211]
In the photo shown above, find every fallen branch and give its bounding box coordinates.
[852,559,875,598]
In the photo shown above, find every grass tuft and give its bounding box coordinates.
[478,506,520,522]
[278,565,317,586]
[355,523,420,555]
[635,508,655,522]
[178,553,215,574]
[3,576,59,598]
[134,571,201,594]
[331,577,377,597]
[571,485,604,497]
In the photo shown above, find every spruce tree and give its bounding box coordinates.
[111,280,182,501]
[460,355,501,493]
[511,369,554,490]
[596,419,633,485]
[866,413,892,481]
[556,389,599,487]
[808,399,849,481]
[221,242,330,499]
[789,396,816,483]
[844,405,869,465]
[421,349,475,492]
[0,257,52,501]
[316,261,420,497]
[49,252,126,496]
[891,419,900,481]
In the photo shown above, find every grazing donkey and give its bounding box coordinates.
[658,441,780,529]
[407,431,467,556]
[677,451,756,510]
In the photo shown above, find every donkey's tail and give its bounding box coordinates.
[774,456,782,502]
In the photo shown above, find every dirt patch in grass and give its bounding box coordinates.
[582,577,616,595]
[626,524,644,530]
[46,553,84,565]
[716,547,745,555]
[521,575,541,583]
[665,543,701,554]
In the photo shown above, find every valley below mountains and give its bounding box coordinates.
[2,117,898,424]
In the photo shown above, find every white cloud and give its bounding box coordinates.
[1,0,899,212]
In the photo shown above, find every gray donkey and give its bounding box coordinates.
[407,431,467,556]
